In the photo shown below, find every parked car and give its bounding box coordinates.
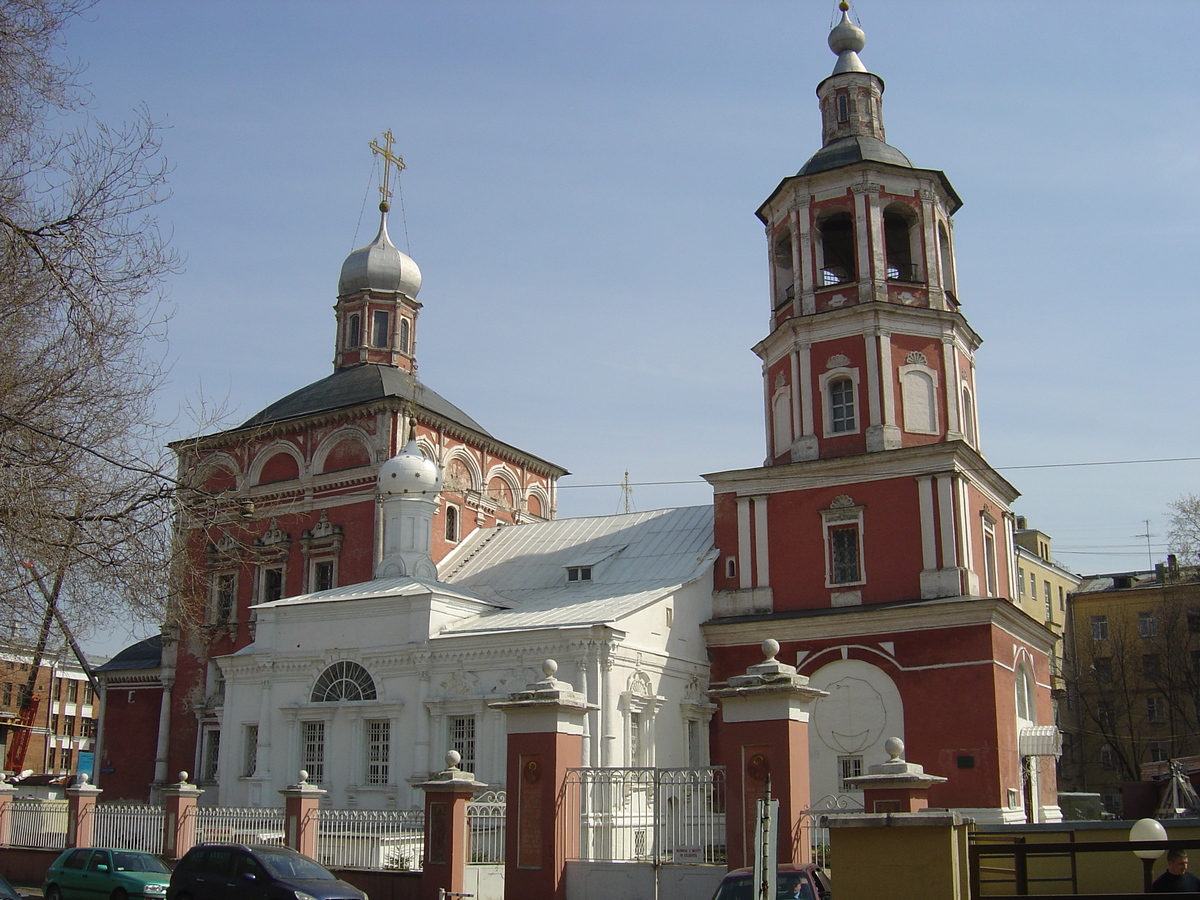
[0,871,27,900]
[166,843,367,900]
[710,863,831,900]
[44,847,171,900]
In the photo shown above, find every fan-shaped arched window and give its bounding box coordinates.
[311,661,376,702]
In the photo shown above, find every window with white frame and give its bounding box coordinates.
[686,719,703,768]
[312,560,335,593]
[1100,743,1117,769]
[201,728,221,782]
[629,711,646,766]
[1017,567,1025,598]
[260,565,284,603]
[346,313,361,348]
[900,363,938,434]
[961,386,976,446]
[1149,741,1170,763]
[242,725,258,777]
[366,720,390,785]
[982,526,998,596]
[302,721,325,784]
[1043,581,1052,621]
[449,716,475,772]
[1091,615,1108,641]
[829,377,856,434]
[371,309,390,348]
[1139,611,1157,638]
[312,661,376,702]
[1147,695,1166,724]
[445,504,460,542]
[821,496,865,588]
[398,317,411,354]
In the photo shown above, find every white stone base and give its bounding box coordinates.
[955,806,1027,825]
[866,424,902,452]
[791,435,819,461]
[920,568,963,599]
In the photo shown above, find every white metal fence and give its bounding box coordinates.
[564,767,726,864]
[192,805,285,845]
[315,808,425,870]
[467,790,505,864]
[8,799,68,850]
[93,805,165,855]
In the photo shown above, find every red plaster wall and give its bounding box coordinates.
[96,683,162,802]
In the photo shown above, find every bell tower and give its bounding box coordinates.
[758,2,973,465]
[334,130,423,373]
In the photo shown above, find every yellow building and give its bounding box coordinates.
[1062,561,1200,814]
[1013,520,1081,694]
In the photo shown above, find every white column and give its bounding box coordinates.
[798,343,814,437]
[600,647,616,767]
[789,351,801,443]
[416,663,431,775]
[864,331,881,428]
[753,495,770,587]
[936,474,957,569]
[574,653,591,768]
[943,338,962,440]
[917,476,937,571]
[736,497,752,589]
[878,331,895,427]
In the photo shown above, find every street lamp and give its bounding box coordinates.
[1129,817,1168,892]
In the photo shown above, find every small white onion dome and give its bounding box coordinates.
[338,211,422,299]
[828,2,867,74]
[378,437,442,496]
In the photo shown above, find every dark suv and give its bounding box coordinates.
[166,843,367,900]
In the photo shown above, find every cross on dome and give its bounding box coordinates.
[369,129,406,212]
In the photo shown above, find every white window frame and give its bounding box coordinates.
[200,727,221,783]
[302,720,325,784]
[820,498,866,588]
[209,570,237,625]
[449,716,476,772]
[838,754,864,792]
[258,564,286,604]
[366,719,391,785]
[242,724,258,778]
[819,368,861,437]
[310,558,337,593]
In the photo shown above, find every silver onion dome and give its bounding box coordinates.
[378,437,442,496]
[828,2,867,74]
[338,210,422,299]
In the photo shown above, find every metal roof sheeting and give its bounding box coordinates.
[441,505,715,633]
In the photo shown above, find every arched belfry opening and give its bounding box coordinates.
[883,203,921,283]
[818,213,855,286]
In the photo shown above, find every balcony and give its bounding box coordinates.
[886,262,924,283]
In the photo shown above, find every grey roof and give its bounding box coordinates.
[799,135,913,175]
[250,574,503,611]
[95,635,162,672]
[440,505,716,633]
[240,364,490,434]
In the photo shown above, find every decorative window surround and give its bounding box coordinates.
[819,367,861,437]
[821,495,865,596]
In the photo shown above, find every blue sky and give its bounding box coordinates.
[60,1,1200,650]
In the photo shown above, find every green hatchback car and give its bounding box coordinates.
[44,847,171,900]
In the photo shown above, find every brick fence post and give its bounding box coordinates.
[280,771,326,859]
[419,751,487,900]
[160,772,203,861]
[66,774,103,848]
[0,776,16,846]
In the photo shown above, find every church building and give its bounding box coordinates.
[97,5,1061,826]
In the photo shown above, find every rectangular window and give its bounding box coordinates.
[1143,654,1160,678]
[1147,695,1166,724]
[1091,615,1108,641]
[62,749,72,772]
[214,572,236,623]
[371,310,390,348]
[838,755,863,792]
[366,720,390,785]
[1149,741,1170,763]
[983,530,998,596]
[1093,657,1112,682]
[567,566,592,582]
[1043,581,1052,620]
[48,747,57,770]
[55,678,64,701]
[261,567,284,603]
[242,724,258,778]
[2,683,11,706]
[1029,572,1036,597]
[829,379,856,433]
[1098,701,1116,729]
[312,561,335,593]
[1139,611,1157,638]
[830,526,861,584]
[302,722,324,784]
[1017,567,1025,597]
[449,716,476,772]
[64,719,74,737]
[1058,585,1065,612]
[1100,743,1117,769]
[1189,609,1200,634]
[201,729,220,782]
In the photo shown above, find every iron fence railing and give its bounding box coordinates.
[564,766,726,864]
[8,799,68,850]
[93,805,165,855]
[467,790,505,864]
[315,808,425,871]
[191,805,285,845]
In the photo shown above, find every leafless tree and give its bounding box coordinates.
[0,0,179,646]
[1167,494,1200,565]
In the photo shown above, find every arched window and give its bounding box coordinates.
[398,317,411,354]
[347,314,360,349]
[311,661,376,702]
[1015,665,1035,725]
[829,377,856,433]
[371,310,390,348]
[883,206,918,282]
[818,213,855,286]
[773,231,794,307]
[901,369,938,434]
[938,222,955,296]
[445,504,460,542]
[962,386,976,446]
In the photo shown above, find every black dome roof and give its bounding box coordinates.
[799,134,912,176]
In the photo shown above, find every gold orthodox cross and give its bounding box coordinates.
[369,129,406,208]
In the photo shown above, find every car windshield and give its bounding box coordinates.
[713,873,814,900]
[256,850,337,881]
[113,852,171,874]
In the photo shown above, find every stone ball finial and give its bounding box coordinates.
[542,659,558,679]
[178,771,189,783]
[884,736,904,760]
[762,639,780,661]
[77,773,90,786]
[299,769,310,784]
[828,6,866,56]
[446,750,462,769]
